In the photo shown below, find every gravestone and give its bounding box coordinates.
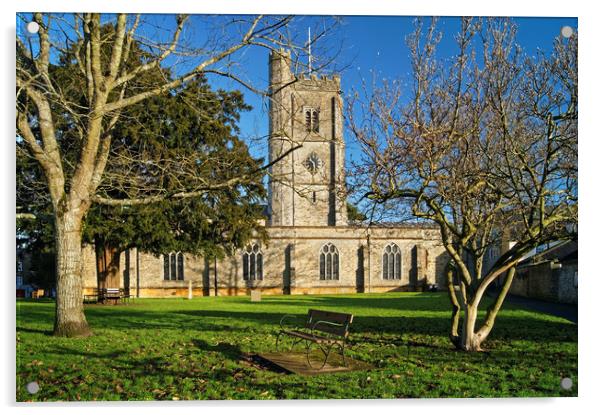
[250,290,261,302]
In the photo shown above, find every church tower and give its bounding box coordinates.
[268,49,348,227]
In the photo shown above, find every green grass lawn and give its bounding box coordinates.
[16,292,577,401]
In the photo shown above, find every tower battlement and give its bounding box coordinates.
[296,74,341,91]
[269,50,341,90]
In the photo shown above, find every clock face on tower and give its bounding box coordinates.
[303,152,323,175]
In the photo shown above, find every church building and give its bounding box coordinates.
[81,50,448,297]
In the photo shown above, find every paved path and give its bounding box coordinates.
[504,294,578,323]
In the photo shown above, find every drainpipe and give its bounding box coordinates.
[214,257,218,297]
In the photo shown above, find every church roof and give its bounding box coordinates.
[518,239,578,267]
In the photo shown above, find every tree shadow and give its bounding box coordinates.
[191,339,242,361]
[246,294,451,312]
[16,294,578,344]
[16,326,53,336]
[191,339,288,374]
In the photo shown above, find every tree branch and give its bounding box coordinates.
[92,143,303,206]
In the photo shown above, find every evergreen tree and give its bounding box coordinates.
[82,76,267,288]
[18,23,267,297]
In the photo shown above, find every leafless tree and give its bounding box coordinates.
[16,12,340,337]
[348,17,577,351]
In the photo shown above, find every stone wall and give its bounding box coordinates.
[81,225,448,298]
[82,246,207,297]
[81,245,96,294]
[557,261,578,304]
[509,267,529,299]
[526,263,559,302]
[510,260,578,304]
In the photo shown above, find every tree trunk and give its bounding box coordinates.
[53,213,91,337]
[475,267,516,342]
[446,261,520,351]
[445,263,462,348]
[96,242,121,290]
[460,304,483,351]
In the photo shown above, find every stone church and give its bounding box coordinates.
[81,50,448,297]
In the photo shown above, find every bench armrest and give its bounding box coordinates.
[310,320,347,339]
[279,314,299,330]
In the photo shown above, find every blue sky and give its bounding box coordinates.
[17,13,578,189]
[197,15,578,171]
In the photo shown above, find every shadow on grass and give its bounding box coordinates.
[41,340,292,387]
[16,326,53,336]
[16,295,578,400]
[191,339,290,374]
[227,294,450,312]
[16,295,577,344]
[192,339,242,361]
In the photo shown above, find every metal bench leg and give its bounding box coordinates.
[339,343,347,367]
[276,333,303,352]
[291,337,304,351]
[275,332,282,352]
[306,342,332,370]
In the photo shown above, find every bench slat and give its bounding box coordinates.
[305,309,353,337]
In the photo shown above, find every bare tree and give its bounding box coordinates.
[16,13,339,337]
[348,18,577,351]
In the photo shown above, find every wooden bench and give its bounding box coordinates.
[31,289,45,299]
[100,288,121,304]
[84,289,99,304]
[100,288,133,304]
[120,289,133,303]
[276,309,354,369]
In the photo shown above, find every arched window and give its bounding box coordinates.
[305,108,319,133]
[243,244,263,281]
[305,110,312,131]
[382,243,402,280]
[177,252,184,280]
[319,243,339,280]
[164,252,184,280]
